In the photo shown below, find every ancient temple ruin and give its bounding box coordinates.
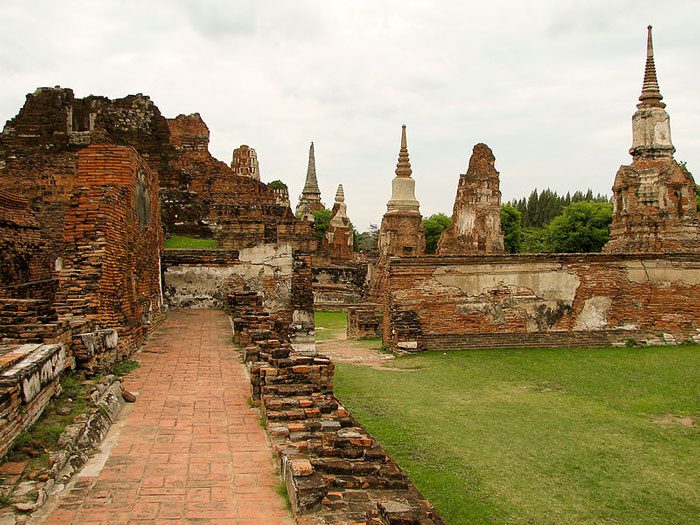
[368,29,699,353]
[230,144,261,180]
[437,143,505,254]
[324,184,355,263]
[377,125,425,258]
[604,26,700,253]
[295,142,325,220]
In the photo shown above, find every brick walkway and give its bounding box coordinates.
[42,309,293,524]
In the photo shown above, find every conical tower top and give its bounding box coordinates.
[638,25,665,108]
[302,142,321,195]
[395,125,412,178]
[335,184,345,203]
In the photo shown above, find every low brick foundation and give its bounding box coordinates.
[229,292,443,524]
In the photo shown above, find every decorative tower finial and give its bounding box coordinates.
[335,184,345,203]
[395,124,412,178]
[638,25,665,108]
[302,142,321,194]
[295,141,324,220]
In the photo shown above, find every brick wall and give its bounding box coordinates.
[312,264,367,308]
[347,305,383,339]
[380,253,700,351]
[54,145,164,360]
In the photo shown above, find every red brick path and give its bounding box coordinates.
[43,309,293,524]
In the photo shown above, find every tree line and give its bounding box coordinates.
[323,185,700,255]
[424,188,614,254]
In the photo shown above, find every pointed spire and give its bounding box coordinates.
[302,142,321,195]
[395,125,412,178]
[638,25,665,108]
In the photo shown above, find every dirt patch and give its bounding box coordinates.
[652,414,696,427]
[514,383,566,393]
[317,338,395,368]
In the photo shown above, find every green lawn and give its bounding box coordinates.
[314,310,347,341]
[164,235,217,249]
[334,345,700,524]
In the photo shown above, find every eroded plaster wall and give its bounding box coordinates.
[163,244,294,310]
[382,253,700,350]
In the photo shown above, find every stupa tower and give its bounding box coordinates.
[324,184,355,263]
[437,143,505,254]
[378,125,425,257]
[604,26,699,253]
[295,142,325,221]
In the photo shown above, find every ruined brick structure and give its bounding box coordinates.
[323,184,355,264]
[162,247,315,342]
[604,26,700,253]
[347,305,383,339]
[165,114,315,251]
[0,88,165,360]
[230,144,260,180]
[0,90,168,458]
[381,253,700,352]
[369,28,699,353]
[312,264,368,308]
[437,143,505,254]
[377,125,425,258]
[295,142,325,221]
[54,145,164,356]
[229,292,443,523]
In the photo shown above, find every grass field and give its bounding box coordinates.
[334,345,700,524]
[314,310,347,341]
[164,235,217,249]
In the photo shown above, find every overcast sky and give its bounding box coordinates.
[1,0,698,230]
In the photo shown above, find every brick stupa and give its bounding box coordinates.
[378,125,425,257]
[325,184,355,263]
[230,145,260,181]
[295,142,325,221]
[604,26,699,253]
[437,143,505,254]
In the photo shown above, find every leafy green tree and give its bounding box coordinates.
[312,209,332,241]
[423,213,451,254]
[544,201,613,253]
[267,180,287,190]
[356,231,379,254]
[521,227,548,253]
[501,204,523,253]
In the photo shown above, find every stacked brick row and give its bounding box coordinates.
[0,299,70,345]
[230,292,443,524]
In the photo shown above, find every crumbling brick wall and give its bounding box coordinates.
[347,305,383,339]
[54,145,163,359]
[0,190,52,290]
[380,253,700,351]
[165,113,316,251]
[312,263,368,307]
[228,292,443,524]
